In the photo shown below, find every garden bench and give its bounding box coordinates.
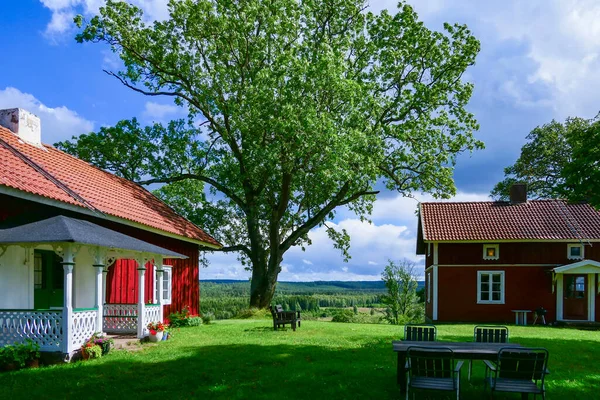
[269,305,301,331]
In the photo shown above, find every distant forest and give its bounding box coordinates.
[200,280,424,320]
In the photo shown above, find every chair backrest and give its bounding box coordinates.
[496,347,549,382]
[275,305,284,313]
[404,324,437,341]
[474,325,509,343]
[406,346,456,384]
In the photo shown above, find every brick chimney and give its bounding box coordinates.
[0,108,42,147]
[510,183,527,204]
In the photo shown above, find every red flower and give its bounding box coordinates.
[150,329,157,335]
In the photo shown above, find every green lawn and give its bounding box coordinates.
[1,320,599,399]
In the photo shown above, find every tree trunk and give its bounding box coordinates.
[249,250,283,309]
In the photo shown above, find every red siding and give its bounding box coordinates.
[437,266,556,323]
[0,193,201,318]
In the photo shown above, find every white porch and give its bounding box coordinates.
[554,260,600,322]
[0,216,185,357]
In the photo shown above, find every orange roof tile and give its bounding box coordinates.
[420,200,600,241]
[0,126,220,247]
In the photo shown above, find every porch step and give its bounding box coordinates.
[105,334,145,352]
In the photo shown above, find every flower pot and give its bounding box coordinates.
[149,331,164,342]
[26,359,40,369]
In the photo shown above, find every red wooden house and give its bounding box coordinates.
[418,184,600,324]
[0,108,220,357]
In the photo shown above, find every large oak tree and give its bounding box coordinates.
[63,0,482,307]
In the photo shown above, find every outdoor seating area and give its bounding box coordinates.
[396,324,551,399]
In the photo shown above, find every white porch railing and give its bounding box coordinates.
[103,304,137,333]
[0,310,63,352]
[143,304,161,334]
[71,308,98,349]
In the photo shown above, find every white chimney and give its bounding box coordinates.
[0,108,42,147]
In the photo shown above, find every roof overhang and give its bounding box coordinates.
[553,259,600,274]
[0,215,187,259]
[0,185,220,249]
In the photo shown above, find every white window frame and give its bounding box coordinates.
[154,265,173,305]
[427,272,431,303]
[567,243,584,260]
[483,244,500,260]
[477,271,505,304]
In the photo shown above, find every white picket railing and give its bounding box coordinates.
[0,310,63,351]
[71,309,98,348]
[143,304,161,334]
[103,304,137,333]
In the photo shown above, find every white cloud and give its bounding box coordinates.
[40,0,170,39]
[142,101,181,121]
[302,259,313,265]
[0,87,94,144]
[368,261,378,266]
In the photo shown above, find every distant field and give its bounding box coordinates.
[199,280,424,320]
[3,320,598,399]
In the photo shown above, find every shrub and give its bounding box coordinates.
[331,309,356,323]
[201,313,213,325]
[168,305,203,328]
[0,340,41,369]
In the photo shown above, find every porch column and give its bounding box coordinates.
[93,264,105,335]
[102,267,108,305]
[156,267,164,323]
[61,246,75,354]
[137,261,146,339]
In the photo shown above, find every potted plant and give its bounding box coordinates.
[147,322,167,342]
[93,335,114,356]
[81,334,103,360]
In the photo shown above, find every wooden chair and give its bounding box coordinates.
[269,305,301,331]
[405,346,463,400]
[469,325,509,380]
[484,347,550,400]
[404,324,437,341]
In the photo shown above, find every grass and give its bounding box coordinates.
[1,320,599,399]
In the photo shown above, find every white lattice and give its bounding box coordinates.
[143,305,161,335]
[0,310,63,351]
[103,304,137,333]
[71,309,98,348]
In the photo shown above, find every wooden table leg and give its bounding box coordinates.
[397,352,407,392]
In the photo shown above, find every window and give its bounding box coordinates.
[477,271,505,304]
[483,244,499,260]
[567,244,584,260]
[154,265,173,305]
[427,272,431,303]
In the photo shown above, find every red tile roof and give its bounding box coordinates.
[0,127,220,247]
[420,200,600,241]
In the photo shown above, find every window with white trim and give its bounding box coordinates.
[567,243,584,260]
[155,265,173,305]
[483,244,499,260]
[427,272,431,303]
[477,271,505,304]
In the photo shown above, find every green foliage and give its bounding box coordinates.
[82,344,103,359]
[168,306,203,327]
[380,259,423,325]
[491,115,596,200]
[561,118,600,208]
[0,339,41,368]
[201,313,213,325]
[68,0,482,307]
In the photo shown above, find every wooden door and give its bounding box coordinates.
[563,275,587,320]
[33,250,64,310]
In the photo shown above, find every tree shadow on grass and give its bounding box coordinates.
[1,337,597,400]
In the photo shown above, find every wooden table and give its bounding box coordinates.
[393,341,522,393]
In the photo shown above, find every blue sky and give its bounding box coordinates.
[1,1,599,281]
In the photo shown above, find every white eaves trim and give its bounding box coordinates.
[0,185,221,249]
[553,260,600,274]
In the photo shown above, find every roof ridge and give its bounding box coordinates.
[420,199,570,205]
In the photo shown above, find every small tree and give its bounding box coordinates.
[380,259,422,325]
